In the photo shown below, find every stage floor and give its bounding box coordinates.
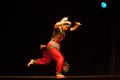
[0,75,120,80]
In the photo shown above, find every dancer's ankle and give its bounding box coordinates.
[31,59,36,64]
[27,59,36,67]
[56,72,62,75]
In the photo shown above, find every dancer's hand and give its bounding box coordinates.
[75,21,82,26]
[40,45,46,50]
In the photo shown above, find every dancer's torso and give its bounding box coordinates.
[51,26,65,44]
[47,26,65,49]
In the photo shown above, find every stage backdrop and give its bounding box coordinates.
[1,0,119,76]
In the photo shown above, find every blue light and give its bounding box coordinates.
[101,2,107,8]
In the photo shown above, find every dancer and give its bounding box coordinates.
[27,17,82,78]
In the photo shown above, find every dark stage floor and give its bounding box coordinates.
[0,75,120,80]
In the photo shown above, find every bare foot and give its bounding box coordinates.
[27,59,34,67]
[56,74,66,79]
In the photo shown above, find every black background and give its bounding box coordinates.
[1,0,119,76]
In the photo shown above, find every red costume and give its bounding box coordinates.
[27,17,81,78]
[35,26,66,73]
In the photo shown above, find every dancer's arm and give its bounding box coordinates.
[54,22,63,29]
[70,22,82,31]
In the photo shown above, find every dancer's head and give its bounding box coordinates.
[60,17,71,30]
[60,17,71,25]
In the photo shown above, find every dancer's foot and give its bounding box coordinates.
[56,74,66,78]
[27,59,35,67]
[56,72,66,79]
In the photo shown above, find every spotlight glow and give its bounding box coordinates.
[101,2,107,8]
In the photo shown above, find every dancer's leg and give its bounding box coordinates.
[36,50,52,65]
[47,48,65,78]
[27,50,52,67]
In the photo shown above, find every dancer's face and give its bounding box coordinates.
[62,24,71,31]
